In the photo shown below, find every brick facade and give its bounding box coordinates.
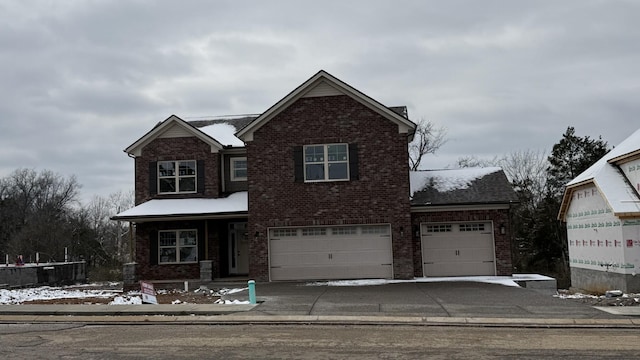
[134,137,220,204]
[246,95,414,281]
[134,219,228,281]
[123,73,516,283]
[410,209,513,277]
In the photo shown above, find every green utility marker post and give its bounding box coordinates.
[248,280,256,304]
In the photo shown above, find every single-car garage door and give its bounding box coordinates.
[421,222,496,277]
[269,224,393,281]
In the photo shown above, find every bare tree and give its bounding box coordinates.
[455,155,501,168]
[409,119,447,171]
[497,150,548,208]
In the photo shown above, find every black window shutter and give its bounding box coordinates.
[349,143,359,180]
[149,162,157,195]
[150,231,158,265]
[197,160,205,194]
[293,146,304,182]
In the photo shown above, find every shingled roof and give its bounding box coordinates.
[410,168,518,206]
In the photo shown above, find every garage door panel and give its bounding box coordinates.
[424,261,495,277]
[331,250,392,265]
[421,222,496,277]
[269,225,393,281]
[270,252,331,267]
[458,248,494,262]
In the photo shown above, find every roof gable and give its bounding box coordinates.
[236,70,417,142]
[124,115,224,157]
[559,128,640,219]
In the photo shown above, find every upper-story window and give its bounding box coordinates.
[230,157,247,181]
[158,160,196,193]
[304,144,349,182]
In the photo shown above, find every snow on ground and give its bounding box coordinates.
[0,284,250,305]
[109,295,142,305]
[0,285,122,305]
[10,275,639,306]
[306,274,554,288]
[215,299,251,305]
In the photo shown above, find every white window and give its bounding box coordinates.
[158,160,196,193]
[302,227,326,236]
[459,223,485,232]
[159,229,198,264]
[426,224,452,233]
[230,157,247,181]
[304,144,349,182]
[361,225,390,235]
[271,228,298,237]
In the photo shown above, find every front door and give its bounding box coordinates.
[228,222,249,274]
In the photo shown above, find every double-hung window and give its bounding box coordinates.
[230,157,247,181]
[158,160,196,193]
[304,144,349,181]
[158,229,198,263]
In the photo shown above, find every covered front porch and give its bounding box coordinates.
[112,192,249,286]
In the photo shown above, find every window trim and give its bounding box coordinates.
[303,143,350,182]
[158,229,198,264]
[157,160,197,194]
[230,157,248,182]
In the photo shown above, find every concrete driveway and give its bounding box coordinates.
[242,281,621,319]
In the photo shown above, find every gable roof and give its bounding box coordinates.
[235,70,417,142]
[410,167,518,207]
[559,128,640,220]
[124,115,225,157]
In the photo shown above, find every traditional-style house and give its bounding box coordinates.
[113,70,517,283]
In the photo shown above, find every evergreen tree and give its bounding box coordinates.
[527,127,609,286]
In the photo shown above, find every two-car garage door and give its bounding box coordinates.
[421,222,496,277]
[269,224,393,281]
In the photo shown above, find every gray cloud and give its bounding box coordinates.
[1,0,638,203]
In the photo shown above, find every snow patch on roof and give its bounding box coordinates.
[199,123,244,147]
[566,128,640,215]
[568,128,640,186]
[113,192,247,219]
[410,167,502,195]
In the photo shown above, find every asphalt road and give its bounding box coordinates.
[2,323,639,359]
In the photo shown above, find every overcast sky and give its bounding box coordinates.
[1,0,638,204]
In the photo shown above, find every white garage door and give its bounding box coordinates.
[421,222,496,277]
[269,224,393,281]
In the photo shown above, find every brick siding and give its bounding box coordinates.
[135,137,220,204]
[246,95,414,281]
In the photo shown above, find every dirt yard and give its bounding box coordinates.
[23,283,223,305]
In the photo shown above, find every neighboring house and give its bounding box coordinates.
[113,70,517,283]
[558,128,640,293]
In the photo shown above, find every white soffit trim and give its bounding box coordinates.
[125,115,224,157]
[236,70,416,142]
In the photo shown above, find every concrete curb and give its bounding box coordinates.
[0,304,256,316]
[1,313,639,328]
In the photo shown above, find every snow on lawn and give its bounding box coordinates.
[0,285,122,305]
[109,295,143,305]
[0,284,250,305]
[215,299,251,305]
[306,274,554,288]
